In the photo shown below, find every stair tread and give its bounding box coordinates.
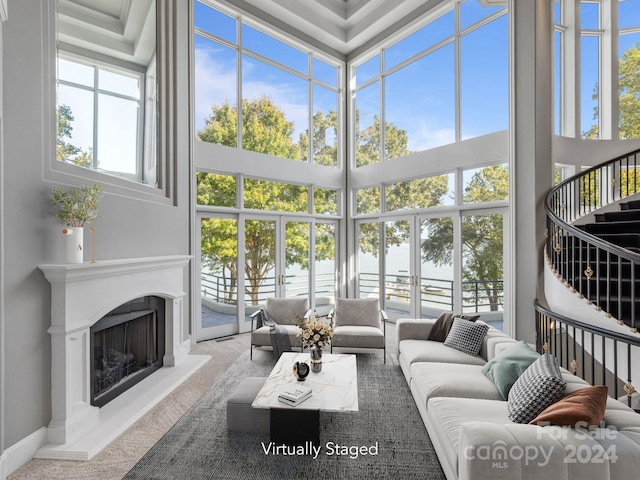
[596,210,640,222]
[620,200,640,210]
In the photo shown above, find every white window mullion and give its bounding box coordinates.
[236,20,243,150]
[380,54,385,162]
[453,211,463,314]
[563,0,580,138]
[93,66,100,169]
[309,221,316,309]
[454,1,461,143]
[601,0,619,139]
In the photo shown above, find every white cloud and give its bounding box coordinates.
[194,45,309,138]
[194,45,237,132]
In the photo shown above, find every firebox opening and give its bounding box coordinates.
[90,296,166,408]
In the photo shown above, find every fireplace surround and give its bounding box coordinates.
[37,256,210,460]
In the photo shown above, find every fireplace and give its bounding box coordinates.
[91,296,166,407]
[37,256,210,460]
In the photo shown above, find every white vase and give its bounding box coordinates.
[62,227,84,264]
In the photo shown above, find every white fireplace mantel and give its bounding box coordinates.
[36,255,210,460]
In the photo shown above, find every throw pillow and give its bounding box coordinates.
[507,353,567,424]
[481,341,541,399]
[443,318,489,356]
[529,385,608,427]
[428,312,480,342]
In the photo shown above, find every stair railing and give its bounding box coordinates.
[535,299,639,408]
[546,147,640,332]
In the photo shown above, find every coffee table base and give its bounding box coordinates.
[270,408,320,446]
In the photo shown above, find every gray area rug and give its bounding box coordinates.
[123,350,446,480]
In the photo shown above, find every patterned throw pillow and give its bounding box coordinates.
[443,318,489,356]
[507,353,567,424]
[428,312,481,342]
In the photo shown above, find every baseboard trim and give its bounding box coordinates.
[1,451,7,480]
[3,427,47,477]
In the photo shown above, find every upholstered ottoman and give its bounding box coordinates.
[226,376,270,433]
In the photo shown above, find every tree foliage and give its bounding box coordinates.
[198,95,507,310]
[421,165,508,310]
[57,105,92,167]
[584,44,640,139]
[198,96,336,304]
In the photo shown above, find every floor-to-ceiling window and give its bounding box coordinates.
[350,0,509,330]
[193,1,343,340]
[555,0,640,140]
[192,0,510,338]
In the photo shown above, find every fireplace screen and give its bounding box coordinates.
[91,296,165,407]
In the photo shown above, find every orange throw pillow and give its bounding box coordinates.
[529,385,608,426]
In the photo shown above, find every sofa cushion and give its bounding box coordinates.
[332,325,384,348]
[530,385,608,427]
[444,318,489,356]
[334,298,381,328]
[508,353,567,423]
[410,363,503,409]
[479,329,517,361]
[265,297,309,325]
[428,312,480,342]
[426,397,510,477]
[398,339,487,367]
[481,340,540,399]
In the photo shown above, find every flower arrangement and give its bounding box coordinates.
[52,183,103,227]
[296,311,334,350]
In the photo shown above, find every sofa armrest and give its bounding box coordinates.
[396,319,436,357]
[458,422,612,480]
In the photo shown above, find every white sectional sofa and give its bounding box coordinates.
[396,317,640,480]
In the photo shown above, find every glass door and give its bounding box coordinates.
[198,215,338,341]
[314,221,338,316]
[419,216,455,318]
[461,210,506,330]
[197,214,240,341]
[283,220,311,301]
[243,217,279,323]
[382,218,414,321]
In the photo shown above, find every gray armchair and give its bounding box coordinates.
[250,297,310,359]
[328,298,387,363]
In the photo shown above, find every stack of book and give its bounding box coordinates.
[278,385,312,406]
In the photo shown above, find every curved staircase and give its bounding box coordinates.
[538,148,640,408]
[546,148,640,332]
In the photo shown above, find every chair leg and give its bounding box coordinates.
[250,344,253,360]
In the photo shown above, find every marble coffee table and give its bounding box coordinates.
[252,352,358,444]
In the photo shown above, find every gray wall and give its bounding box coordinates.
[1,0,191,448]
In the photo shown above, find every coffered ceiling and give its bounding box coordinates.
[228,0,446,57]
[57,0,156,66]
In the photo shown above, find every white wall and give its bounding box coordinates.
[0,3,6,478]
[0,0,191,459]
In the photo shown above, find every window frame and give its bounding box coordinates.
[349,0,508,168]
[193,0,344,168]
[57,52,147,182]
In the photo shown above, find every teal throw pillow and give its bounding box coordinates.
[481,341,540,400]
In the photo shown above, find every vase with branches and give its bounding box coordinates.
[52,184,103,263]
[52,183,103,227]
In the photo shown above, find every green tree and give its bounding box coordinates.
[584,44,640,139]
[354,114,452,260]
[56,105,92,167]
[198,96,332,304]
[422,165,508,311]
